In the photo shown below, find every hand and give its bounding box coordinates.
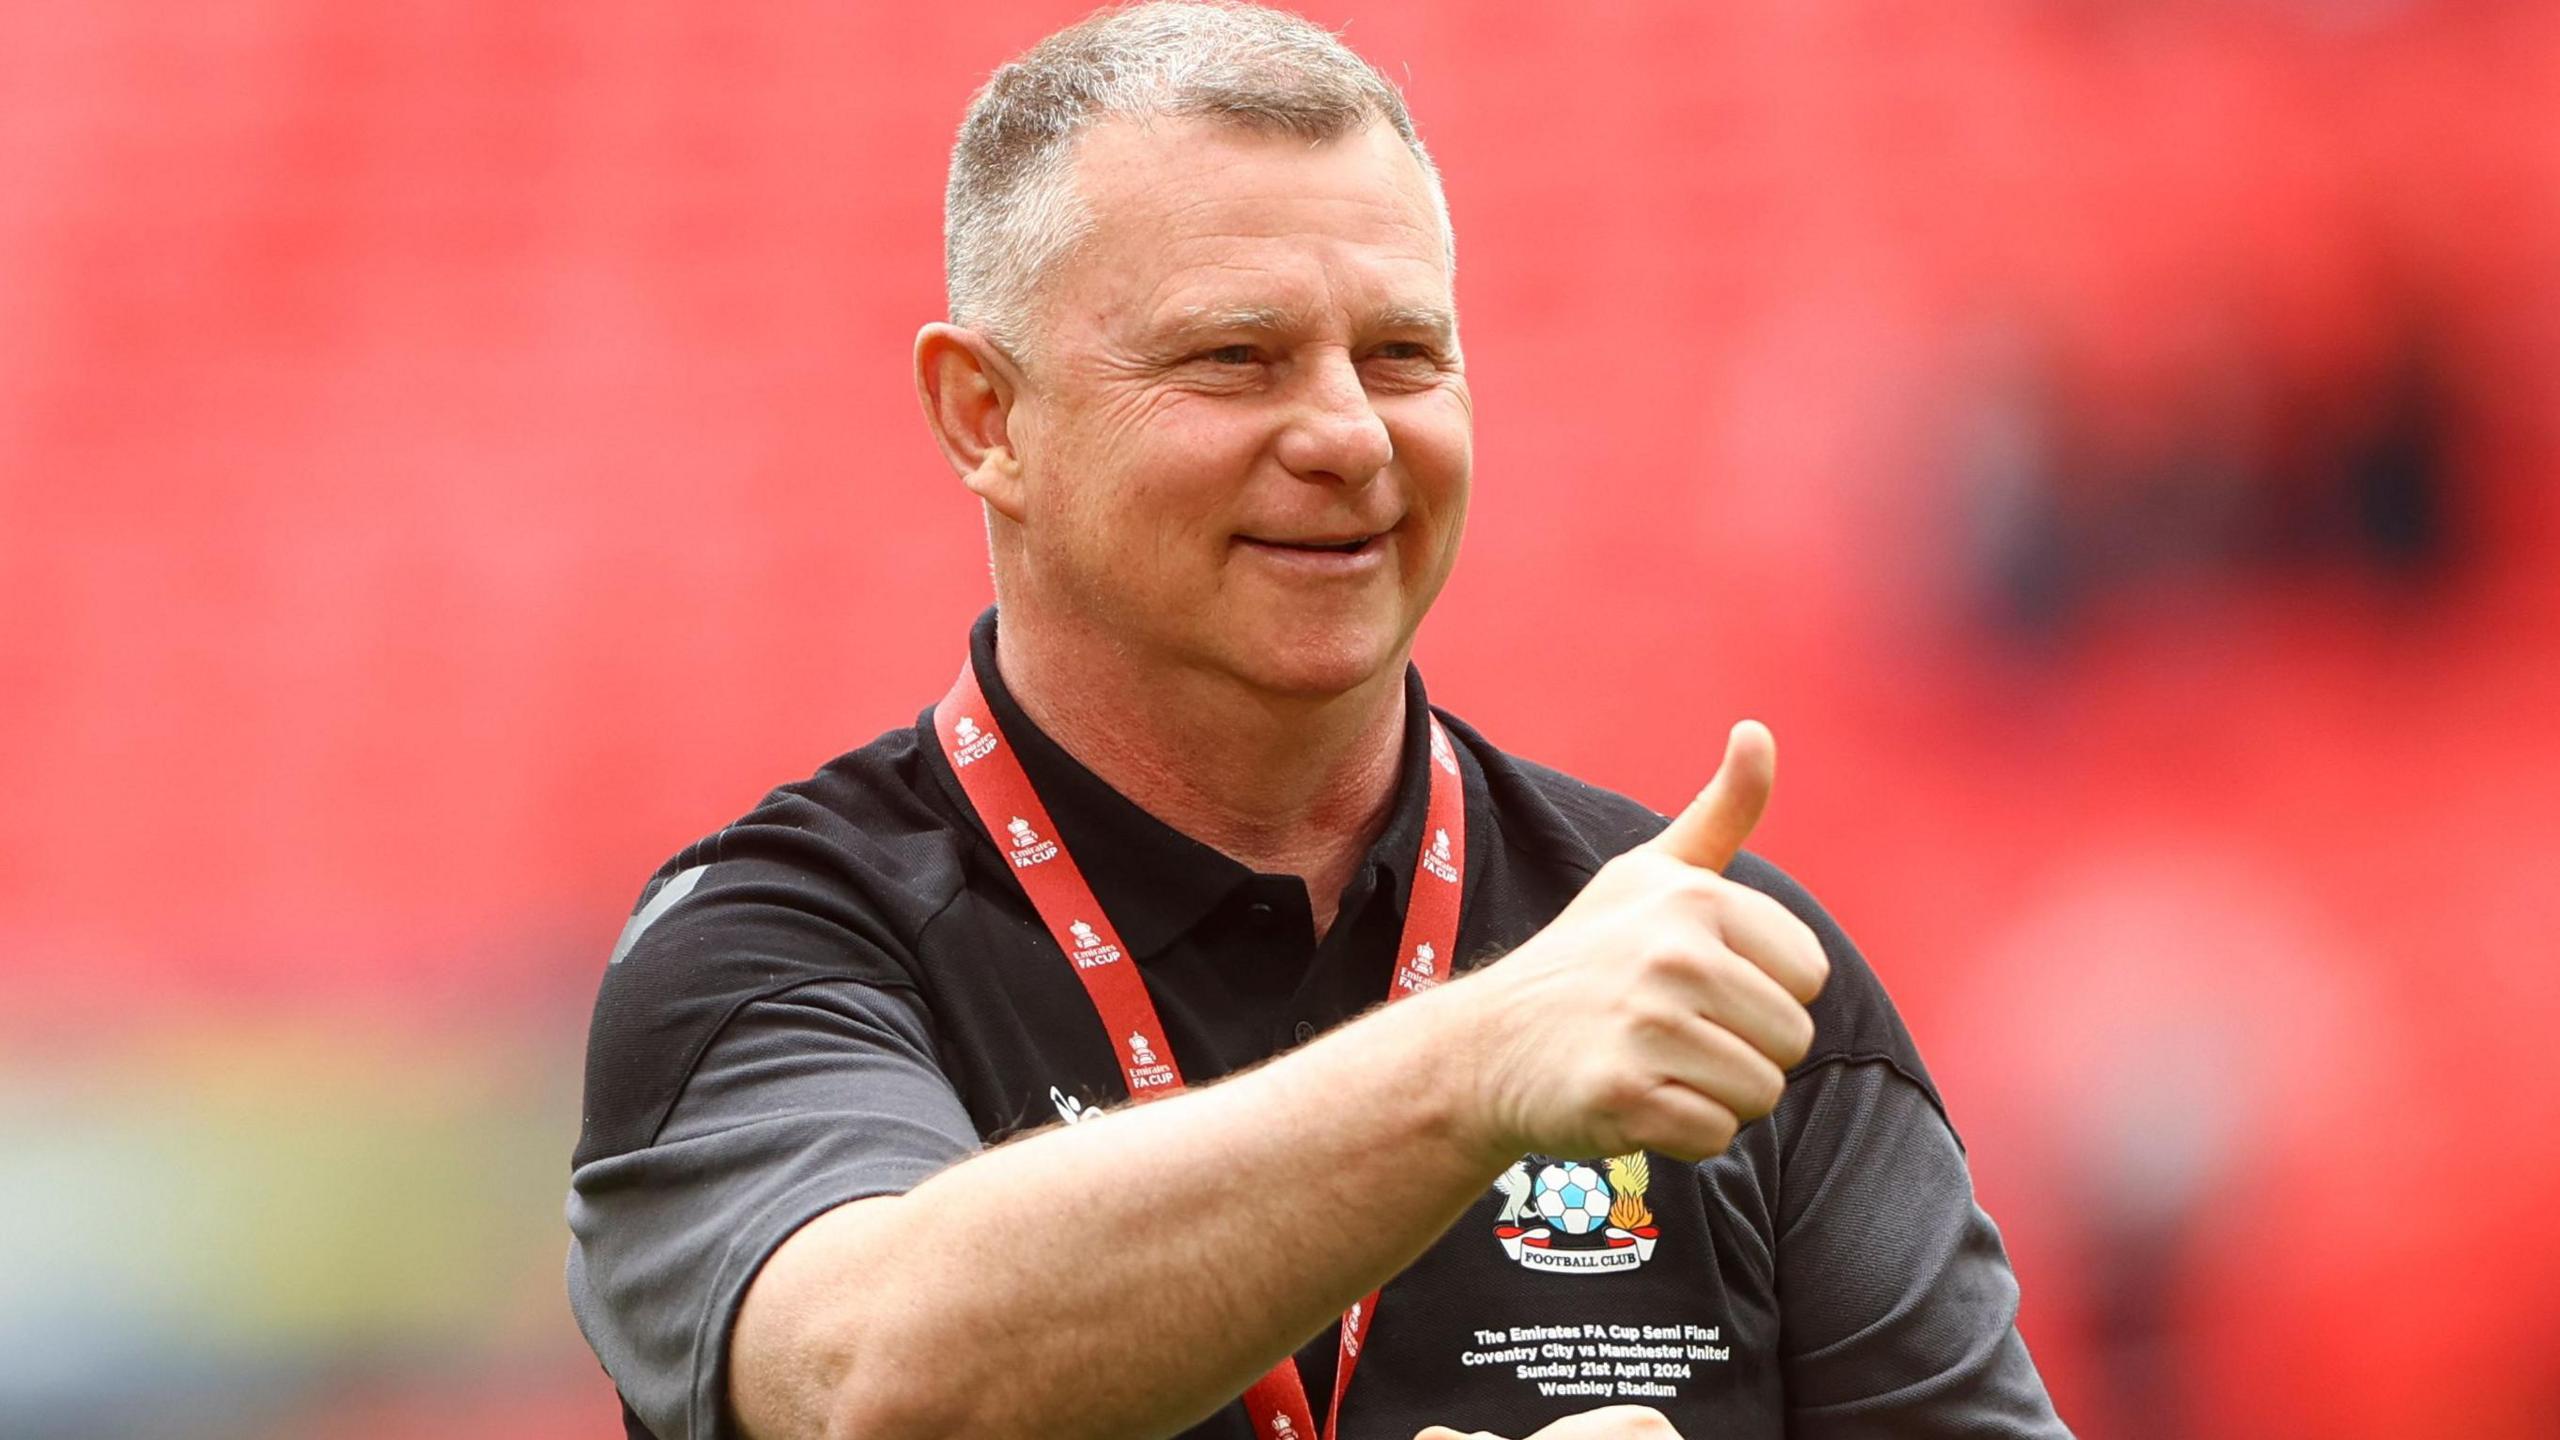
[1438,720,1830,1164]
[1416,1403,1689,1439]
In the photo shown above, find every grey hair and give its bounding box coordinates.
[945,0,1452,356]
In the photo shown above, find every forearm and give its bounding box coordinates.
[735,982,1506,1440]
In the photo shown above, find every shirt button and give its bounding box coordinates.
[1247,901,1277,925]
[1294,1020,1317,1044]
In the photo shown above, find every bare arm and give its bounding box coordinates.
[731,723,1828,1440]
[731,981,1505,1440]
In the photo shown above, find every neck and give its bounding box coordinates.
[995,614,1408,936]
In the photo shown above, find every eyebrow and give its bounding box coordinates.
[1168,303,1304,336]
[1158,302,1459,348]
[1372,304,1460,347]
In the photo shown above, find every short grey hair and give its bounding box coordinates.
[945,0,1452,356]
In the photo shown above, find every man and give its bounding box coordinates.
[567,5,2068,1439]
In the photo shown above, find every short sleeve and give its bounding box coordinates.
[565,979,981,1440]
[1773,1059,2068,1437]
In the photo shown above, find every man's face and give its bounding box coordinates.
[1000,116,1472,700]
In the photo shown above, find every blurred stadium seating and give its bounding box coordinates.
[4,1,2555,1435]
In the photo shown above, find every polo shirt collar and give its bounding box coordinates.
[943,607,1441,959]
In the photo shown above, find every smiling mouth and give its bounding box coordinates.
[1239,533,1384,554]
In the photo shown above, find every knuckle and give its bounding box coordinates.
[1595,1068,1653,1117]
[1743,1059,1788,1119]
[1635,941,1703,985]
[1797,928,1833,990]
[1698,1110,1739,1156]
[1676,1098,1740,1157]
[1778,948,1826,1003]
[1683,939,1738,989]
[1678,867,1731,909]
[1806,947,1834,996]
[1776,1006,1817,1068]
[1624,1003,1683,1043]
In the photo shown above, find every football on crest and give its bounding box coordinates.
[1530,1162,1613,1236]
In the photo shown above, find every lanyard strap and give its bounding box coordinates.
[933,660,1467,1440]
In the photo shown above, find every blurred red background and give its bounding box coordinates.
[5,2,2556,1436]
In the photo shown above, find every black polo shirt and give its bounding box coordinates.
[567,609,2065,1440]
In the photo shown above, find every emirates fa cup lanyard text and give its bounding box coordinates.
[935,662,1467,1440]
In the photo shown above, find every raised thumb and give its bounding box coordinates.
[1647,719,1775,873]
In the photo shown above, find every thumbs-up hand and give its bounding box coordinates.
[1436,721,1831,1166]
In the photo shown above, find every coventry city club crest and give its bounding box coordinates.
[1490,1153,1660,1273]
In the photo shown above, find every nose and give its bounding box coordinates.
[1274,349,1392,487]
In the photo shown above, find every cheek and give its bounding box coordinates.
[1390,393,1474,514]
[1144,391,1271,469]
[1090,397,1262,514]
[1033,398,1254,561]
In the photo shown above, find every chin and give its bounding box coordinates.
[1223,616,1410,700]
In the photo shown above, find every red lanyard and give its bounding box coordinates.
[934,661,1467,1440]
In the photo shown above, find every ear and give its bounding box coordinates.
[915,323,1029,522]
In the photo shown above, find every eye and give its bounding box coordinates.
[1368,342,1437,364]
[1200,344,1258,365]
